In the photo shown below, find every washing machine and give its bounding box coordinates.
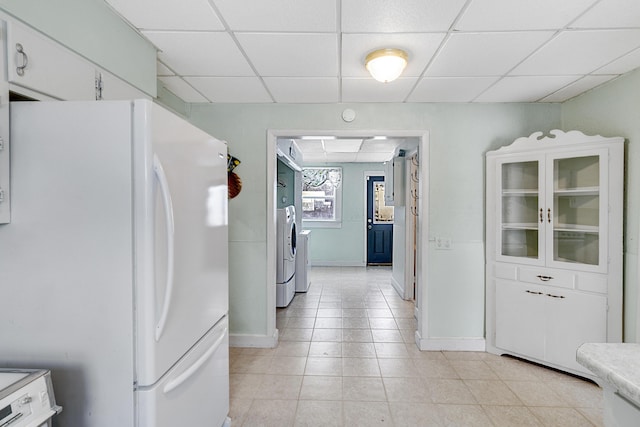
[276,206,296,307]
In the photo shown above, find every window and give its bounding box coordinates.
[302,167,342,226]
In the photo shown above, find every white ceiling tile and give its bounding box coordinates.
[236,33,338,77]
[540,75,617,102]
[326,153,357,162]
[295,140,325,153]
[426,32,555,76]
[356,152,393,163]
[184,77,272,103]
[342,77,417,102]
[455,0,594,31]
[323,139,363,153]
[474,76,579,102]
[144,31,254,76]
[594,47,640,75]
[570,0,640,29]
[360,140,400,153]
[512,30,640,75]
[263,78,339,103]
[342,0,467,32]
[106,0,224,30]
[408,77,499,102]
[342,33,446,77]
[157,61,174,76]
[159,76,208,102]
[212,0,336,31]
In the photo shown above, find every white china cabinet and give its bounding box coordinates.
[485,130,623,378]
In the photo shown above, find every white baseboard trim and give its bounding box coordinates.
[230,329,279,348]
[390,276,404,299]
[310,261,366,267]
[415,334,486,352]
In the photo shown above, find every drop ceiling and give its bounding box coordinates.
[105,0,640,104]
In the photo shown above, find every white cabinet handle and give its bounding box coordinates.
[16,43,28,76]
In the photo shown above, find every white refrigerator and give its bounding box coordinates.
[0,100,229,427]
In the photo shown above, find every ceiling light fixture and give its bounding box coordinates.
[365,48,408,83]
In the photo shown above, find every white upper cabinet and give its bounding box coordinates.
[485,129,624,379]
[97,70,150,101]
[6,20,96,100]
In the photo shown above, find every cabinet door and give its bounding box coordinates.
[495,280,545,360]
[545,149,608,273]
[98,70,150,101]
[496,156,545,265]
[545,289,607,374]
[7,21,96,100]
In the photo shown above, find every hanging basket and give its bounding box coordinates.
[228,171,242,199]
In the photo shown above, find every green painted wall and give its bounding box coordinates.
[189,102,561,338]
[302,163,384,266]
[277,159,295,209]
[0,0,157,96]
[562,69,640,342]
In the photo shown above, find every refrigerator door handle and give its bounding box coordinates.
[163,327,228,394]
[153,155,175,341]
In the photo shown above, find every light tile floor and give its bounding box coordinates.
[229,266,603,426]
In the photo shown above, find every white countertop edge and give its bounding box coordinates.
[577,343,640,407]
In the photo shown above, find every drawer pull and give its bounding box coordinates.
[16,43,28,76]
[539,208,543,223]
[525,290,544,295]
[546,293,565,299]
[547,208,551,223]
[536,275,554,281]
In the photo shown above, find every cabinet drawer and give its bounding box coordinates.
[576,274,608,294]
[494,263,517,281]
[519,267,574,289]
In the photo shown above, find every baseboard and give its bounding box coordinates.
[390,275,404,298]
[229,329,279,348]
[414,333,486,352]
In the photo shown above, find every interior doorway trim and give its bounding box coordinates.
[267,129,430,349]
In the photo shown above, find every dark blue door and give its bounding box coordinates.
[367,175,393,265]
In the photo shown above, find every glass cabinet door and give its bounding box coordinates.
[498,158,543,263]
[548,150,607,270]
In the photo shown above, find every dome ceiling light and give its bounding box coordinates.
[365,48,408,83]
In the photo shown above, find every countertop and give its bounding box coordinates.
[577,343,640,406]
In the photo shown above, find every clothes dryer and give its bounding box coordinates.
[276,206,296,307]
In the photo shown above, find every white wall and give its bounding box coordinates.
[189,102,561,342]
[562,69,640,342]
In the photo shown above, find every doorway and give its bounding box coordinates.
[366,175,393,265]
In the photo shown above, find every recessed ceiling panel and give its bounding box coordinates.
[185,77,272,103]
[408,76,499,102]
[159,76,208,102]
[455,0,594,31]
[595,47,640,75]
[426,32,555,77]
[342,78,417,102]
[295,140,325,153]
[236,33,338,77]
[144,31,255,76]
[157,61,174,77]
[359,140,400,153]
[342,33,446,77]
[106,0,224,30]
[212,0,336,32]
[512,30,640,75]
[264,78,339,103]
[325,153,358,162]
[342,0,467,32]
[474,76,579,102]
[302,152,327,164]
[571,0,640,28]
[356,152,394,163]
[540,75,617,102]
[323,139,363,153]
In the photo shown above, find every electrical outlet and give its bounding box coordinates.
[435,236,452,250]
